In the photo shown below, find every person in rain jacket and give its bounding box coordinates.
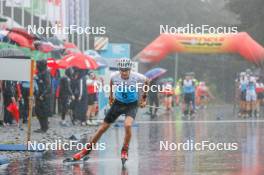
[20,80,38,124]
[70,68,88,125]
[57,68,74,126]
[34,60,51,133]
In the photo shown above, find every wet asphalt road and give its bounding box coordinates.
[1,105,264,175]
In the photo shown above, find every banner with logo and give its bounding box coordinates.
[100,43,130,59]
[137,33,264,65]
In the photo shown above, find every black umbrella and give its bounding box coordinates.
[46,37,65,59]
[34,37,65,59]
[46,37,64,46]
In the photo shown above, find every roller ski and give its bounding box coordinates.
[182,108,191,120]
[63,156,89,164]
[189,111,195,120]
[63,144,92,164]
[182,113,188,120]
[121,145,129,167]
[182,109,195,120]
[182,100,195,120]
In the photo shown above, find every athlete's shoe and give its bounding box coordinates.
[121,145,129,165]
[72,143,92,160]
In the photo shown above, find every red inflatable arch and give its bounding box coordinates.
[136,32,264,66]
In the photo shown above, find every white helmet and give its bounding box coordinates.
[118,58,133,70]
[240,72,246,76]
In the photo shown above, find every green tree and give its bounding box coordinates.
[227,0,264,45]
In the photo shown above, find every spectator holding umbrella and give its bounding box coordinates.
[70,68,88,126]
[57,68,74,126]
[148,78,160,118]
[144,68,167,117]
[34,60,51,133]
[54,53,99,125]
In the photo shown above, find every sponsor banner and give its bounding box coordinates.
[100,43,130,59]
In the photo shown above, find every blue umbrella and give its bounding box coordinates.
[84,50,102,58]
[84,50,108,68]
[144,68,167,80]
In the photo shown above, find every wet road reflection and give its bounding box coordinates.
[2,107,264,175]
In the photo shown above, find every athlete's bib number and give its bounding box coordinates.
[122,92,128,99]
